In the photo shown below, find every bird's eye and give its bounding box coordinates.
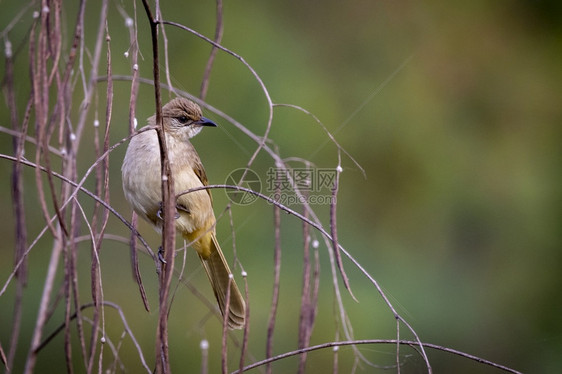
[177,116,189,124]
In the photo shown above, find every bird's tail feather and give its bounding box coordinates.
[199,235,246,329]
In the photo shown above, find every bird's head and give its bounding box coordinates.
[149,97,217,139]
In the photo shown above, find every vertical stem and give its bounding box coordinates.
[141,1,176,372]
[297,189,311,374]
[221,276,232,374]
[23,237,63,374]
[200,339,209,374]
[266,175,282,374]
[123,1,150,312]
[199,0,223,100]
[237,274,250,373]
[6,33,28,373]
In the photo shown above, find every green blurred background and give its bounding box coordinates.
[1,0,561,373]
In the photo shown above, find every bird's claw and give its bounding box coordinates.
[157,202,182,220]
[157,204,164,220]
[157,246,167,264]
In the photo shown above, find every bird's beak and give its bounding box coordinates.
[195,117,218,127]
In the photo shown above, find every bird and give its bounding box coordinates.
[121,97,245,329]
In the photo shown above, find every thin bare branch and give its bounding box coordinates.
[141,1,176,372]
[118,1,151,313]
[23,228,63,374]
[0,342,6,371]
[273,103,366,178]
[265,177,282,374]
[297,186,316,374]
[200,0,224,100]
[4,22,28,372]
[221,276,233,374]
[329,156,355,299]
[238,272,250,373]
[231,339,523,374]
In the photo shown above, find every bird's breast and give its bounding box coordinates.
[122,128,215,235]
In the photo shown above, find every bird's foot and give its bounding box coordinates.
[156,202,164,220]
[157,246,167,264]
[156,202,183,220]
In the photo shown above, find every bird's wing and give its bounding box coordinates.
[192,155,213,204]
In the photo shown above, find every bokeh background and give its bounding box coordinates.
[1,1,561,373]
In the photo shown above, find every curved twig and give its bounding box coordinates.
[230,339,522,374]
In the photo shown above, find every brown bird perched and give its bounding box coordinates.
[122,97,245,329]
